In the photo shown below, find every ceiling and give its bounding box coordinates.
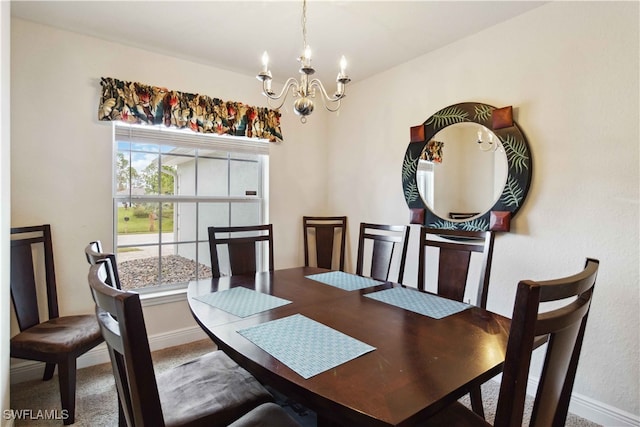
[11,1,545,88]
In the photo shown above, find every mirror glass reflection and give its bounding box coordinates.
[416,122,508,221]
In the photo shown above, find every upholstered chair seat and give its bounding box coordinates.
[11,315,101,356]
[156,351,273,427]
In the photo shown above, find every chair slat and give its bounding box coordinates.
[418,227,495,308]
[356,223,410,283]
[209,225,274,278]
[85,241,122,289]
[10,242,40,330]
[303,216,347,271]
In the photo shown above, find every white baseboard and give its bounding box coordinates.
[9,325,208,385]
[524,377,640,427]
[569,391,640,427]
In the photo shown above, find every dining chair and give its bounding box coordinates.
[10,224,104,425]
[303,216,347,271]
[208,224,274,278]
[423,258,599,427]
[84,240,128,426]
[418,227,495,417]
[87,258,300,427]
[356,222,410,283]
[418,227,495,308]
[84,240,121,289]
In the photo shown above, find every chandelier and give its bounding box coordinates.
[477,127,503,152]
[257,0,351,123]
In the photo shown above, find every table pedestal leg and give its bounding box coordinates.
[317,415,343,427]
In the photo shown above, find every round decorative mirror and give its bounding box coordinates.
[402,102,532,231]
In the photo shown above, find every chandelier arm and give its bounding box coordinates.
[265,96,288,111]
[262,78,300,104]
[309,79,344,103]
[322,98,342,113]
[478,140,501,152]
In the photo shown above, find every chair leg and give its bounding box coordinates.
[57,359,77,425]
[118,397,126,427]
[469,385,485,419]
[43,362,56,381]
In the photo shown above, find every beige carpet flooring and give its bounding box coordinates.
[10,339,601,426]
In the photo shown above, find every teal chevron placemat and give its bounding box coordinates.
[237,314,376,379]
[365,287,471,319]
[305,271,383,291]
[194,287,291,318]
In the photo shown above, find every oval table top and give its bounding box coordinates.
[188,267,510,427]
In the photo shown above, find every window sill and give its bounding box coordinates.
[139,287,187,307]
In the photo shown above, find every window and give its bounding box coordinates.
[113,124,269,293]
[416,159,434,209]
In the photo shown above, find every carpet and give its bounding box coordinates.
[10,339,600,426]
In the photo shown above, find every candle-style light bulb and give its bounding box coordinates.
[339,55,347,75]
[261,51,269,72]
[477,129,483,143]
[303,46,312,64]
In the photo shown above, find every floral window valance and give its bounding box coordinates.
[420,140,444,163]
[98,77,283,142]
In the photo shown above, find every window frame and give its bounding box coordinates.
[112,123,270,296]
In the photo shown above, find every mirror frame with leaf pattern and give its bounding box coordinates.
[402,102,532,231]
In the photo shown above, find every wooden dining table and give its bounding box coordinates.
[187,267,511,427]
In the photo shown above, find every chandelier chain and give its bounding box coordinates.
[301,0,307,51]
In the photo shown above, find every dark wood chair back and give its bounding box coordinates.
[495,258,599,427]
[356,223,410,283]
[208,224,274,278]
[303,216,347,271]
[419,227,495,417]
[88,259,290,427]
[10,224,103,425]
[87,259,165,426]
[85,240,121,289]
[418,227,495,308]
[423,258,599,427]
[11,224,59,330]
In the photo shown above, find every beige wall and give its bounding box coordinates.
[7,0,639,424]
[327,1,639,419]
[8,19,331,349]
[1,1,11,424]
